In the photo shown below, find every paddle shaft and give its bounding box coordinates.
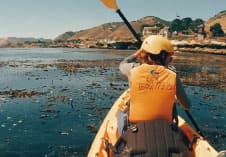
[185,110,205,138]
[116,9,142,47]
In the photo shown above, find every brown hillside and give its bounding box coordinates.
[68,22,124,41]
[108,16,169,41]
[55,16,169,42]
[205,11,226,34]
[55,11,226,43]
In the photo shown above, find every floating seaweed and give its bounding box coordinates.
[41,109,60,113]
[0,89,46,98]
[86,124,98,133]
[40,114,49,119]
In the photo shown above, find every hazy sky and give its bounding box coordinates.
[0,0,225,39]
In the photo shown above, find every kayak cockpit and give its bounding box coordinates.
[111,119,194,157]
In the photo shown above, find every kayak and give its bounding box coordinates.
[88,89,219,157]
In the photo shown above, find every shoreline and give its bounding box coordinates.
[1,46,226,55]
[1,38,226,55]
[175,47,226,55]
[172,39,226,55]
[1,46,226,56]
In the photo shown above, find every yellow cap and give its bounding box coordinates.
[141,35,175,55]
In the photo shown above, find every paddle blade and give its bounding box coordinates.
[100,0,118,11]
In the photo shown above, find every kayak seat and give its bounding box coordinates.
[112,120,194,157]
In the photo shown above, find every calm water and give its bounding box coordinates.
[0,48,125,61]
[0,48,225,156]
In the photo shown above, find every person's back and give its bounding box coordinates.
[129,64,176,122]
[119,35,190,123]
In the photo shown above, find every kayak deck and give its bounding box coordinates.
[113,120,193,157]
[88,89,218,157]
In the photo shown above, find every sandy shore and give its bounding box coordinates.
[172,39,226,55]
[175,47,226,55]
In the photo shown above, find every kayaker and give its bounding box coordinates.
[119,35,191,123]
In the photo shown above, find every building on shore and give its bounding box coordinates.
[142,26,171,38]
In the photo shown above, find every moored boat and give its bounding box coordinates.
[88,89,219,157]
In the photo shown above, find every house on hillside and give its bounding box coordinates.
[197,24,206,39]
[142,26,170,38]
[142,26,160,37]
[159,27,171,38]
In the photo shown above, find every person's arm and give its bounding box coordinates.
[119,51,140,77]
[176,76,191,110]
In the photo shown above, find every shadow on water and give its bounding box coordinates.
[0,49,225,156]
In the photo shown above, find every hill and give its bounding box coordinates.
[55,11,226,43]
[1,11,225,49]
[55,16,169,42]
[205,10,226,35]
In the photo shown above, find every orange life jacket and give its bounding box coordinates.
[129,64,176,123]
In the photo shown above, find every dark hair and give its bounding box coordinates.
[137,50,170,65]
[149,50,169,65]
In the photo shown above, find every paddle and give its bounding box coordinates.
[100,0,142,46]
[100,0,206,139]
[185,110,205,138]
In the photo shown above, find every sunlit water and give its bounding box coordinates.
[0,48,225,156]
[0,48,125,61]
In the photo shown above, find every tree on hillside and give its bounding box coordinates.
[170,19,184,32]
[193,18,204,26]
[155,23,165,29]
[170,17,206,36]
[191,18,205,33]
[210,23,225,37]
[181,17,193,30]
